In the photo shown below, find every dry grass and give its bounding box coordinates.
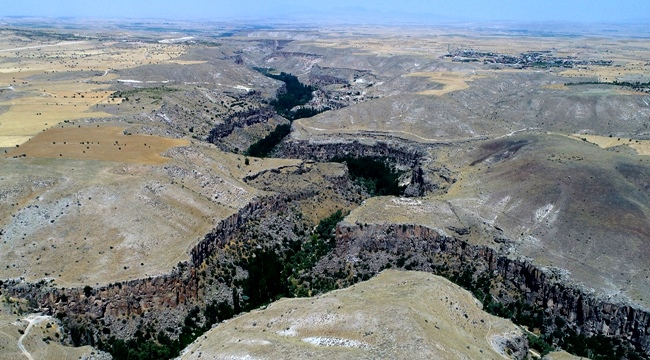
[181,270,523,360]
[346,134,650,310]
[17,317,97,360]
[304,31,593,58]
[0,79,116,147]
[0,140,308,287]
[405,71,482,96]
[560,63,650,83]
[0,35,194,147]
[301,30,650,69]
[0,156,232,286]
[168,60,208,65]
[4,125,189,164]
[569,134,650,156]
[0,298,28,360]
[542,84,570,90]
[0,299,97,360]
[0,40,187,74]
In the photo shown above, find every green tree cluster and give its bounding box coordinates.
[332,156,406,196]
[246,69,329,157]
[99,301,233,360]
[253,69,314,118]
[246,124,291,157]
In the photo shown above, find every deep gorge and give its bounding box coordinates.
[2,145,649,359]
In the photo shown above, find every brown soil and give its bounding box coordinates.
[4,125,189,164]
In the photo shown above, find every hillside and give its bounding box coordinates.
[181,270,528,360]
[346,133,650,309]
[0,22,649,360]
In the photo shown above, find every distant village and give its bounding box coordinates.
[444,49,613,69]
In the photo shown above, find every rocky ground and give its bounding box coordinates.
[181,270,528,360]
[0,22,649,360]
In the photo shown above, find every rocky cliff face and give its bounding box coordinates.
[5,270,199,319]
[276,139,446,196]
[308,64,376,87]
[277,139,423,167]
[327,223,650,354]
[206,106,276,142]
[2,195,649,355]
[0,194,293,342]
[190,195,291,266]
[2,267,199,343]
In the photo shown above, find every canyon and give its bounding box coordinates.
[1,19,649,360]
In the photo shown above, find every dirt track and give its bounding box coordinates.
[17,315,50,360]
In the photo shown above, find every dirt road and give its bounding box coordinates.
[17,314,51,360]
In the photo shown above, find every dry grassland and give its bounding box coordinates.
[0,157,233,286]
[307,31,595,57]
[307,30,650,64]
[4,125,189,164]
[405,71,482,96]
[0,141,305,287]
[305,33,650,103]
[181,270,524,360]
[569,133,650,156]
[0,299,97,360]
[308,38,442,57]
[0,35,193,147]
[0,74,117,147]
[560,63,650,83]
[542,83,570,90]
[168,60,208,65]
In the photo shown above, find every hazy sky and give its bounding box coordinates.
[1,0,648,23]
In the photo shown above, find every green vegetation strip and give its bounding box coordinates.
[110,86,179,101]
[95,210,345,360]
[565,80,650,91]
[332,156,406,196]
[236,209,345,308]
[245,124,290,158]
[246,69,328,157]
[253,68,315,119]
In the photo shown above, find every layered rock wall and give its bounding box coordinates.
[277,139,423,168]
[333,223,650,354]
[0,194,292,339]
[190,195,290,266]
[3,197,650,354]
[207,106,276,142]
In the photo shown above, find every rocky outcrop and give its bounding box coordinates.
[0,194,294,341]
[1,267,200,342]
[3,193,649,355]
[403,166,428,196]
[308,64,376,87]
[276,139,445,196]
[328,223,650,355]
[190,195,291,266]
[206,106,276,142]
[272,51,323,61]
[277,139,423,168]
[5,269,198,319]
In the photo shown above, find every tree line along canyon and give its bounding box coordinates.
[1,18,650,360]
